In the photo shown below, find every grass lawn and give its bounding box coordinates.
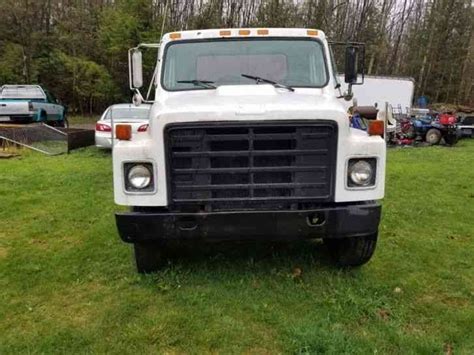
[1,140,473,354]
[69,115,100,126]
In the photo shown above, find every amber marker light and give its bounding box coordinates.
[368,120,385,136]
[307,29,318,36]
[116,124,132,140]
[257,29,269,35]
[169,32,182,40]
[238,29,251,36]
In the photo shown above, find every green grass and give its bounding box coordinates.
[1,141,474,354]
[69,115,99,126]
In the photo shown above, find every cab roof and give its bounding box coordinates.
[161,28,325,43]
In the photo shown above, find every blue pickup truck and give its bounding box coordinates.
[0,85,67,127]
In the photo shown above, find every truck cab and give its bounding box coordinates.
[113,28,386,273]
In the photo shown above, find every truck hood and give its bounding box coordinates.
[154,85,348,123]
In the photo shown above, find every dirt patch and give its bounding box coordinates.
[0,151,20,159]
[39,281,115,328]
[0,246,8,259]
[377,308,391,321]
[418,293,470,308]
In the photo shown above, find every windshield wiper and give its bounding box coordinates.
[241,74,295,92]
[177,80,216,89]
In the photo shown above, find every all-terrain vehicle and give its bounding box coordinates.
[405,109,457,145]
[414,113,457,145]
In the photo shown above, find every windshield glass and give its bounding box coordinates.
[0,86,45,100]
[162,38,328,91]
[104,107,150,120]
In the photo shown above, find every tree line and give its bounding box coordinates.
[0,0,472,114]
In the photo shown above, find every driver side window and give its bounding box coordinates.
[45,90,58,104]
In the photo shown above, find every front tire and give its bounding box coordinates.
[325,233,378,267]
[133,243,165,273]
[425,128,441,145]
[56,116,69,128]
[443,134,458,145]
[63,116,69,128]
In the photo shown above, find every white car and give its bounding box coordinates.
[95,103,151,148]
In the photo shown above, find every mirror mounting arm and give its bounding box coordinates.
[337,87,354,101]
[128,43,161,105]
[329,41,365,101]
[132,90,144,106]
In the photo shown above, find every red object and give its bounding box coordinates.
[400,119,415,137]
[439,113,457,125]
[96,123,111,132]
[137,124,149,132]
[398,138,414,145]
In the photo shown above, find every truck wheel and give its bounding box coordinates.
[325,233,378,267]
[133,243,165,273]
[56,116,69,128]
[40,111,47,122]
[425,128,441,145]
[444,134,458,146]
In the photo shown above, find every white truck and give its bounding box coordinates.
[0,85,67,126]
[113,28,386,273]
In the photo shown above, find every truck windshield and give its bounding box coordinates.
[162,38,328,91]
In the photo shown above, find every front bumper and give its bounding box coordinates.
[116,202,381,243]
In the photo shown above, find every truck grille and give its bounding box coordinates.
[165,121,337,209]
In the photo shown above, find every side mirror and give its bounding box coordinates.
[127,43,160,103]
[344,46,358,84]
[131,50,143,89]
[329,41,365,101]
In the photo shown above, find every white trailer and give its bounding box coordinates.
[337,75,415,113]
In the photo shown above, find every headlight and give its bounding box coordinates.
[125,163,154,191]
[348,159,376,187]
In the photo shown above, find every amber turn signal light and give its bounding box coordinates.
[116,124,132,140]
[368,120,384,136]
[238,29,251,36]
[169,32,181,40]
